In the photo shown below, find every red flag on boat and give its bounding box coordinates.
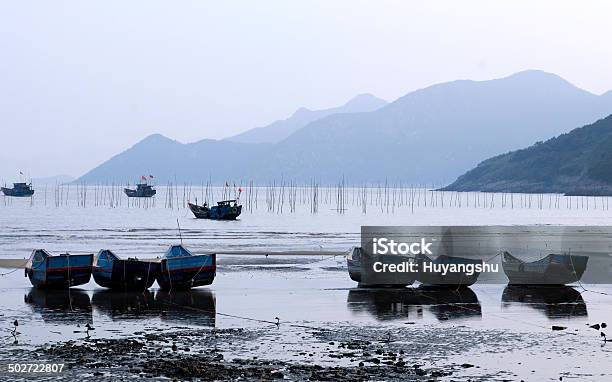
[238,187,243,193]
[141,175,146,181]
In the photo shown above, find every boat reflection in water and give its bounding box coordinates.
[347,287,481,322]
[91,289,216,327]
[24,288,92,324]
[501,285,587,319]
[92,290,158,319]
[156,290,216,327]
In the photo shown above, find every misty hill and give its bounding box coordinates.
[252,70,612,183]
[77,71,612,184]
[225,94,388,144]
[442,115,612,195]
[77,134,271,184]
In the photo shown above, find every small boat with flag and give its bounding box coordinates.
[25,249,93,288]
[93,250,161,291]
[188,199,242,220]
[124,176,156,197]
[157,245,216,290]
[2,182,35,197]
[501,251,589,285]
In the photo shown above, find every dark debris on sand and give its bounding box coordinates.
[33,328,450,381]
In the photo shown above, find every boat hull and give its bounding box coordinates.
[188,202,242,220]
[124,188,156,198]
[26,253,93,288]
[502,252,588,285]
[415,254,481,287]
[158,254,216,290]
[1,187,34,197]
[93,259,160,291]
[346,247,415,287]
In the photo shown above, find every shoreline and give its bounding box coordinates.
[0,251,345,269]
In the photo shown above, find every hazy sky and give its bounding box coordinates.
[1,0,612,179]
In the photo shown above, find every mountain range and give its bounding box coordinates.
[225,94,388,144]
[76,70,612,184]
[442,114,612,195]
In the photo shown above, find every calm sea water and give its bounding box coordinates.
[1,187,612,380]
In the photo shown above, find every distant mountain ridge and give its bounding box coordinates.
[225,93,388,144]
[443,115,612,195]
[77,70,612,184]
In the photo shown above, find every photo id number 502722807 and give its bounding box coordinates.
[6,363,65,373]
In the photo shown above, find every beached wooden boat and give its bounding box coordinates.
[415,253,482,287]
[346,247,416,287]
[92,250,160,291]
[25,249,93,288]
[501,251,588,285]
[124,183,156,198]
[188,200,242,220]
[157,245,216,290]
[1,182,34,197]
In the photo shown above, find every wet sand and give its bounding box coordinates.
[1,255,611,381]
[0,259,27,268]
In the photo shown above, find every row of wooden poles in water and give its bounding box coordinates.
[3,180,612,213]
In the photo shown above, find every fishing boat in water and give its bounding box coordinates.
[92,250,160,291]
[188,199,242,220]
[346,247,416,287]
[415,253,482,287]
[1,182,34,197]
[157,245,216,290]
[25,249,93,288]
[501,251,589,285]
[124,182,156,198]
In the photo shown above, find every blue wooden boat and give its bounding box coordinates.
[124,183,156,198]
[188,200,242,220]
[25,249,93,288]
[1,182,34,197]
[93,250,160,291]
[157,245,216,290]
[346,247,416,287]
[415,253,482,287]
[501,251,589,285]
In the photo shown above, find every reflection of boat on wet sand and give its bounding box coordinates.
[346,247,416,287]
[501,285,587,318]
[91,289,216,326]
[155,290,216,326]
[415,253,482,287]
[25,249,93,288]
[24,288,92,323]
[92,290,158,319]
[347,287,481,321]
[501,252,588,285]
[93,250,160,291]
